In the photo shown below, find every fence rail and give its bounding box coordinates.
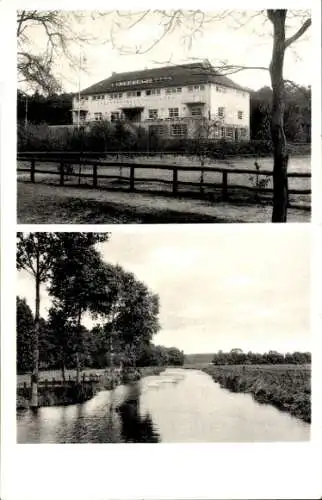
[17,373,101,388]
[17,154,311,208]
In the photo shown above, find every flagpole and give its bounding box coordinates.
[77,50,82,130]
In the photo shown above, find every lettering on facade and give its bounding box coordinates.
[111,76,172,87]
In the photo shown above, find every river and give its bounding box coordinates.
[17,368,310,443]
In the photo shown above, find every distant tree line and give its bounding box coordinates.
[212,348,311,365]
[17,84,311,144]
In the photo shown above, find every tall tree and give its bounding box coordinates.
[48,234,111,382]
[16,232,109,404]
[16,233,59,407]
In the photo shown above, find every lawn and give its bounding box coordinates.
[17,154,311,208]
[202,364,311,422]
[17,182,310,224]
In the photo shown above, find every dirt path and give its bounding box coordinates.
[17,181,310,224]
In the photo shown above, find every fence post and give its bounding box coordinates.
[93,164,98,188]
[30,160,35,183]
[222,171,228,201]
[59,162,65,186]
[130,165,135,191]
[173,167,178,195]
[200,169,204,194]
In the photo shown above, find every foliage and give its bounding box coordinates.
[17,296,34,373]
[136,344,184,367]
[212,348,311,365]
[250,85,311,143]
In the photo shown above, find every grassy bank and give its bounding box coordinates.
[202,364,311,423]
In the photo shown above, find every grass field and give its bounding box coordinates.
[202,364,311,422]
[17,180,310,224]
[17,154,311,207]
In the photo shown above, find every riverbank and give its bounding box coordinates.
[17,366,165,409]
[201,364,311,423]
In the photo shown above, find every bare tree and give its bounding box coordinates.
[108,9,311,222]
[17,10,111,94]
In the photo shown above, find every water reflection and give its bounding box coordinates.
[17,368,310,443]
[117,384,160,443]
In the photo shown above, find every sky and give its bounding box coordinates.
[20,9,311,93]
[17,225,311,355]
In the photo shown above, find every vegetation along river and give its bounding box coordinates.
[17,368,310,443]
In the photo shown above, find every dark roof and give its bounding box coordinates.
[80,62,249,96]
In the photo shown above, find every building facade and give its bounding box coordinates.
[72,61,250,140]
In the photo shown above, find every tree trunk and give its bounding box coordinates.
[268,10,289,222]
[75,307,82,384]
[30,271,40,408]
[75,352,80,384]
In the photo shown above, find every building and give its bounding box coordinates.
[72,60,250,140]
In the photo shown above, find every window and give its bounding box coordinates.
[238,110,243,120]
[176,87,182,93]
[149,124,168,136]
[220,127,225,138]
[171,124,187,137]
[188,84,205,92]
[240,128,247,137]
[148,109,158,119]
[226,128,234,138]
[216,86,227,93]
[218,107,225,118]
[191,107,203,116]
[94,112,102,121]
[111,112,120,122]
[126,91,141,97]
[110,92,122,99]
[168,108,179,118]
[146,88,161,96]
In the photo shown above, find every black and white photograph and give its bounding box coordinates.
[16,9,311,224]
[1,3,321,500]
[16,227,311,444]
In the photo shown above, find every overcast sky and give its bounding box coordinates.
[17,225,310,354]
[21,9,311,93]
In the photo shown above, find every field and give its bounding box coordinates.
[202,364,311,422]
[17,153,311,224]
[17,155,311,207]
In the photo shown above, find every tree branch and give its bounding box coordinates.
[284,18,311,49]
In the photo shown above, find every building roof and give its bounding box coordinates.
[80,61,249,96]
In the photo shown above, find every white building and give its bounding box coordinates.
[72,61,250,140]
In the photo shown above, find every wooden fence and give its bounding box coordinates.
[17,373,101,388]
[17,152,311,207]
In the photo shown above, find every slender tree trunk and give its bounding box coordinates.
[30,270,40,408]
[76,307,82,384]
[268,9,289,222]
[61,362,66,383]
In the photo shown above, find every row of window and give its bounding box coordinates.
[93,107,244,121]
[149,124,248,138]
[78,85,247,102]
[90,115,247,138]
[77,82,244,102]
